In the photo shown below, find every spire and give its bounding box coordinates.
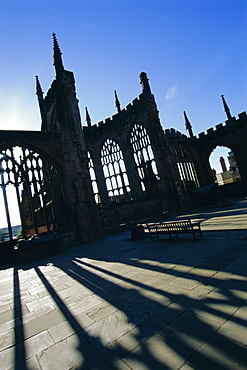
[114,90,121,113]
[85,107,91,127]
[52,33,64,76]
[221,95,232,120]
[35,76,47,130]
[139,72,151,94]
[35,75,43,99]
[183,111,194,138]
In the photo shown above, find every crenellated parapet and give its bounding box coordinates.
[196,111,247,140]
[83,91,158,143]
[164,128,187,138]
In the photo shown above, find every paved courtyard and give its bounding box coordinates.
[0,198,247,369]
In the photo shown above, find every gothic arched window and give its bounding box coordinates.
[101,139,131,203]
[130,123,160,193]
[0,146,63,240]
[88,152,101,204]
[174,142,199,189]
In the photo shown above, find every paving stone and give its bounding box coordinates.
[117,289,141,303]
[0,309,13,326]
[48,320,77,343]
[72,311,95,329]
[63,294,81,306]
[0,328,14,351]
[171,264,194,273]
[26,300,55,313]
[187,267,217,279]
[0,345,14,370]
[217,312,247,346]
[0,202,247,369]
[24,330,54,358]
[84,310,135,349]
[117,316,166,352]
[162,284,192,298]
[55,286,83,300]
[0,308,16,332]
[84,301,119,322]
[84,340,128,369]
[66,295,103,316]
[107,358,134,370]
[84,299,163,350]
[0,292,14,305]
[158,310,221,351]
[186,284,215,300]
[38,333,91,370]
[122,333,193,370]
[141,290,172,307]
[179,363,196,370]
[168,277,201,290]
[27,285,48,296]
[0,303,11,314]
[22,308,66,339]
[0,331,53,369]
[188,332,247,370]
[20,355,42,369]
[193,300,240,325]
[144,274,175,289]
[155,299,194,323]
[11,293,41,307]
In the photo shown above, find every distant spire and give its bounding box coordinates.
[85,107,91,127]
[114,90,121,113]
[52,33,64,76]
[35,76,47,130]
[221,95,232,120]
[183,111,194,138]
[35,75,43,99]
[139,72,151,94]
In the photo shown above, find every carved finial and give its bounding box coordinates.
[139,72,151,94]
[35,75,43,99]
[52,33,64,75]
[183,111,194,138]
[114,90,121,113]
[85,107,91,127]
[221,95,232,120]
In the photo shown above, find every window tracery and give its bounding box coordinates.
[0,146,61,240]
[174,142,199,189]
[130,123,160,193]
[101,139,131,203]
[87,152,101,204]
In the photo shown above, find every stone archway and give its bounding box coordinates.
[209,146,241,186]
[0,145,64,241]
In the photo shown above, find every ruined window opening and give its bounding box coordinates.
[174,142,199,190]
[209,146,241,186]
[88,152,101,204]
[0,146,62,242]
[101,139,131,203]
[130,123,160,194]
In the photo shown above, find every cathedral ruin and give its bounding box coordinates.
[0,34,246,261]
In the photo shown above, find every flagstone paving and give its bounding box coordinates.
[0,198,247,369]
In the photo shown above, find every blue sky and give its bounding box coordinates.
[0,0,246,199]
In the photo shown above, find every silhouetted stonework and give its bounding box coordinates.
[0,35,246,247]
